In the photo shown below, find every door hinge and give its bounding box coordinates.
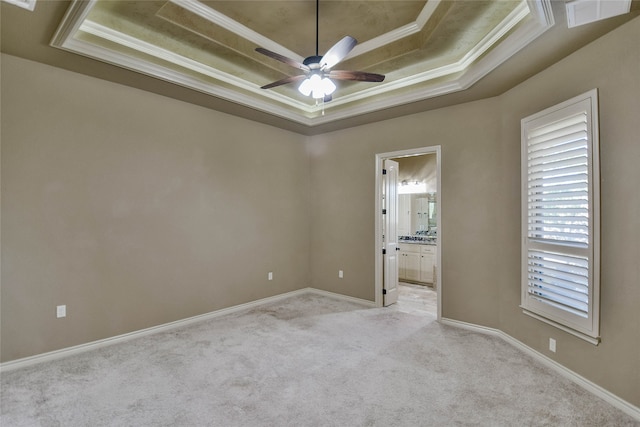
[383,289,387,295]
[382,209,387,215]
[382,168,387,175]
[382,248,386,255]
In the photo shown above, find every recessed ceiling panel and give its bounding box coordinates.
[50,0,555,127]
[200,1,428,55]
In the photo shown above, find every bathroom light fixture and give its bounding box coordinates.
[399,180,427,194]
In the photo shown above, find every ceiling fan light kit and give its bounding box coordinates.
[255,0,385,104]
[298,74,336,99]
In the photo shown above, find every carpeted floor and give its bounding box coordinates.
[1,293,637,426]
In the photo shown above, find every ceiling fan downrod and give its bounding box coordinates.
[254,0,385,102]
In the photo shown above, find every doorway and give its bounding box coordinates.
[375,146,441,319]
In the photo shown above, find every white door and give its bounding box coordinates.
[383,159,399,306]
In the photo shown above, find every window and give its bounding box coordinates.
[521,89,600,344]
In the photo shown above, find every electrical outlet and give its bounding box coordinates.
[338,270,344,278]
[56,305,66,318]
[549,338,556,353]
[268,272,273,281]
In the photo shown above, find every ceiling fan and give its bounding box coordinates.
[255,0,385,102]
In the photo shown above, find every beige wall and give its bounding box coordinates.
[1,54,310,361]
[308,99,503,329]
[2,15,638,408]
[309,16,640,406]
[394,154,437,193]
[498,16,640,406]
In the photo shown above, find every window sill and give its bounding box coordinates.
[521,307,601,346]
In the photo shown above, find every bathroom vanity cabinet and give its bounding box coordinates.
[398,243,436,285]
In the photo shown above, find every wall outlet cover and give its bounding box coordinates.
[56,305,66,318]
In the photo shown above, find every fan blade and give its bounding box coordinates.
[327,70,385,82]
[256,47,310,72]
[260,74,307,90]
[320,36,357,69]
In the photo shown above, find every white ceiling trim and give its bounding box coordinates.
[169,0,305,62]
[528,0,555,23]
[57,34,321,126]
[52,1,312,115]
[79,20,311,113]
[459,1,531,70]
[1,0,37,11]
[318,1,532,111]
[50,0,96,46]
[50,0,556,127]
[50,4,320,125]
[307,1,555,125]
[171,0,441,62]
[347,0,441,59]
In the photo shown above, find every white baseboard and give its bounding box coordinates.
[0,287,375,372]
[306,287,377,307]
[1,287,314,372]
[440,317,640,421]
[7,292,634,421]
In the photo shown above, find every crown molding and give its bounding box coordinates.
[348,0,441,58]
[168,0,305,62]
[50,0,555,127]
[2,0,37,11]
[50,0,95,46]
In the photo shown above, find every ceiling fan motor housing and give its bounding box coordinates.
[303,56,323,68]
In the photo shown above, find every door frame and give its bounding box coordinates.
[382,159,400,306]
[374,146,442,319]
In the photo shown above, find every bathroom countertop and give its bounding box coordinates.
[398,239,437,246]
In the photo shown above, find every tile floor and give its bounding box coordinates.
[396,282,437,315]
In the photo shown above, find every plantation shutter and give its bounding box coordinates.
[521,90,600,343]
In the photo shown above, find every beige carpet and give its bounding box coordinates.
[1,293,637,426]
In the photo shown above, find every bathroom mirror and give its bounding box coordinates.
[398,193,437,236]
[427,194,437,229]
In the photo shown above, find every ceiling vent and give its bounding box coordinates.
[566,0,631,28]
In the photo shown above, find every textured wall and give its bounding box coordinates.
[1,55,310,361]
[308,16,640,407]
[394,154,437,193]
[2,15,638,410]
[308,98,503,328]
[497,16,640,407]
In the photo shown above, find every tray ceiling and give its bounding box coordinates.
[50,0,554,127]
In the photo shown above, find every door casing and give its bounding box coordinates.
[374,146,442,319]
[383,159,400,306]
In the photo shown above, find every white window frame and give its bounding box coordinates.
[521,89,600,345]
